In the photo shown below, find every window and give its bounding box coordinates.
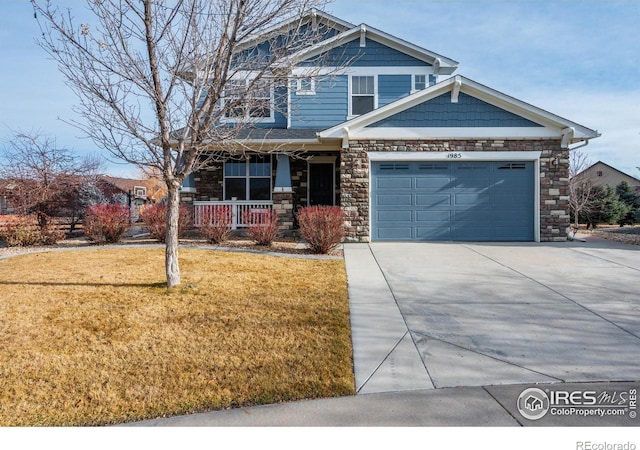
[133,186,147,199]
[414,74,426,91]
[223,79,273,121]
[224,155,272,201]
[295,77,315,95]
[597,171,603,177]
[351,76,375,115]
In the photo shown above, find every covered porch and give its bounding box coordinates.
[182,151,341,232]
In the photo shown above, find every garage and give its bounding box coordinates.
[371,160,535,241]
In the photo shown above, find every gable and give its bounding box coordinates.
[368,92,543,128]
[300,37,432,67]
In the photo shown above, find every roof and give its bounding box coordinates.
[281,22,458,74]
[99,176,167,202]
[579,161,640,183]
[318,75,600,146]
[236,9,355,53]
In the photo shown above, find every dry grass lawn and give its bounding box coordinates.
[0,248,354,426]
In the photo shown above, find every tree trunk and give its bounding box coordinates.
[165,184,181,287]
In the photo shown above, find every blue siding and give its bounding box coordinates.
[301,37,432,67]
[234,22,342,66]
[290,75,348,128]
[369,92,543,128]
[378,75,412,106]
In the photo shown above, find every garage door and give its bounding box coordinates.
[371,160,534,241]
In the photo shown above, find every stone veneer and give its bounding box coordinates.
[340,139,569,242]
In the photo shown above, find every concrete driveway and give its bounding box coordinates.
[344,240,640,394]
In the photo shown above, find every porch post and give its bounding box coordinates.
[273,154,295,235]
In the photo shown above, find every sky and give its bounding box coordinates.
[0,0,638,179]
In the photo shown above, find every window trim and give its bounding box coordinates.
[348,75,377,118]
[223,156,273,201]
[412,74,426,93]
[295,77,316,96]
[221,78,275,124]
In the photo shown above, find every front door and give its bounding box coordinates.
[309,163,335,206]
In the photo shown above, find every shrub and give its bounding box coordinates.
[0,215,66,247]
[0,216,43,247]
[139,203,190,243]
[297,206,345,254]
[199,205,233,244]
[242,208,279,246]
[84,203,130,243]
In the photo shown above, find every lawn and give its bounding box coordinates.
[0,248,354,426]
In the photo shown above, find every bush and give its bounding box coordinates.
[199,205,233,244]
[84,203,130,243]
[139,203,190,243]
[0,215,66,247]
[297,206,345,254]
[242,208,279,246]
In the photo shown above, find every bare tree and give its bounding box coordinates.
[33,0,335,287]
[0,130,102,228]
[568,150,595,237]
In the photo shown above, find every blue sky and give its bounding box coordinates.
[0,0,638,178]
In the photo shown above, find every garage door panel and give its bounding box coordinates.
[415,177,452,189]
[454,193,491,206]
[416,227,452,240]
[377,227,414,240]
[454,208,491,222]
[376,177,413,189]
[415,194,451,207]
[371,160,534,242]
[415,210,451,222]
[377,194,413,206]
[377,210,412,222]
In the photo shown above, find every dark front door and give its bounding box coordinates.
[309,163,335,206]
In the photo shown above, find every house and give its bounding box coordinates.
[98,176,167,205]
[182,10,599,242]
[574,161,640,193]
[98,176,167,220]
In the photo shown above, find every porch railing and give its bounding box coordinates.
[193,200,273,230]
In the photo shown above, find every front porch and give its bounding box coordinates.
[182,151,341,233]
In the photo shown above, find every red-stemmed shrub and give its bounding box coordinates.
[199,205,234,244]
[242,208,279,246]
[297,206,345,254]
[84,204,130,243]
[139,203,190,243]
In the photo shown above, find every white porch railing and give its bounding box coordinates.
[193,200,273,229]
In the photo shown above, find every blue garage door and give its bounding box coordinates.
[371,161,535,241]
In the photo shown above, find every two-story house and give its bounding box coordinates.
[181,10,599,242]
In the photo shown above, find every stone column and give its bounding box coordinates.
[272,191,294,235]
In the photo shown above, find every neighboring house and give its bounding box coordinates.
[574,161,640,193]
[182,10,599,242]
[98,176,167,220]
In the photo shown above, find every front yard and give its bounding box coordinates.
[0,248,354,426]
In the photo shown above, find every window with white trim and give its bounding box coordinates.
[295,77,315,95]
[224,155,272,201]
[223,79,273,121]
[351,75,375,115]
[414,74,426,91]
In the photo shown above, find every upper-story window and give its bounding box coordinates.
[351,75,375,116]
[223,79,273,122]
[295,77,316,95]
[414,74,426,91]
